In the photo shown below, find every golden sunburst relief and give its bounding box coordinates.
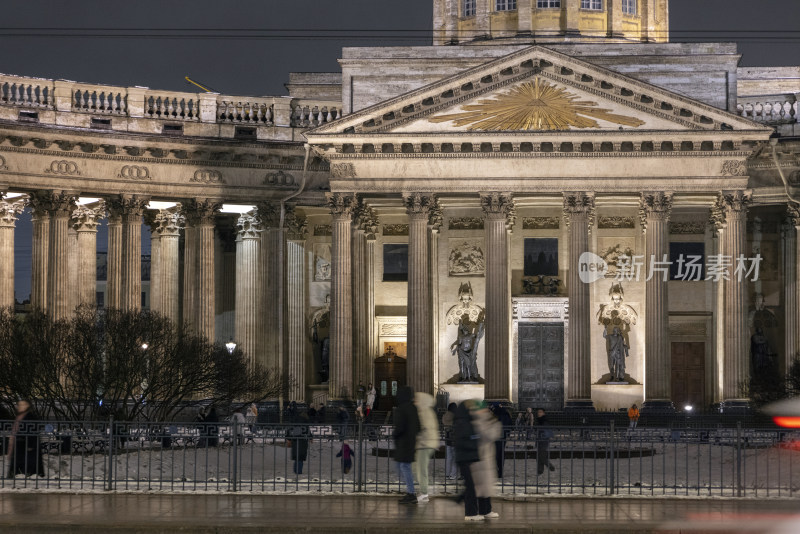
[428,78,646,131]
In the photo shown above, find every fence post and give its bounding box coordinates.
[106,415,114,491]
[231,418,238,492]
[357,418,364,492]
[736,421,742,497]
[608,420,615,495]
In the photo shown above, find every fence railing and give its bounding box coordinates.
[3,419,799,497]
[737,94,798,124]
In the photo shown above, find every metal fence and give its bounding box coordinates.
[2,419,799,497]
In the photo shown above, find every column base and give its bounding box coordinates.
[641,400,676,414]
[564,400,595,413]
[719,399,751,415]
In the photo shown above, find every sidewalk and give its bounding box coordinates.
[0,493,799,533]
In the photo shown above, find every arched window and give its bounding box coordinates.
[464,0,476,16]
[496,0,517,10]
[622,0,636,14]
[537,0,560,6]
[581,0,602,9]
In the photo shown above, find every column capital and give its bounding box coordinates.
[480,192,514,220]
[638,191,674,232]
[403,192,436,220]
[182,198,222,226]
[29,190,76,216]
[787,203,800,228]
[284,204,308,240]
[71,202,105,232]
[326,192,357,220]
[0,196,28,227]
[428,197,443,232]
[107,195,148,219]
[256,201,281,228]
[562,192,595,228]
[359,203,380,240]
[154,209,184,237]
[236,210,264,240]
[718,190,752,217]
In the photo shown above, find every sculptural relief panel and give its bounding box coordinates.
[448,238,485,277]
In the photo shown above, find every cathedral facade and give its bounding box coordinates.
[0,0,797,412]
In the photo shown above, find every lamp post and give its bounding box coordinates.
[226,338,237,354]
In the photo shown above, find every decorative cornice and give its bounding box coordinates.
[639,191,674,232]
[326,149,753,160]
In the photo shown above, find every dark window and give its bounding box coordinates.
[96,292,105,308]
[581,0,602,9]
[464,0,476,16]
[524,238,559,276]
[383,244,409,282]
[496,0,516,10]
[670,242,705,281]
[537,0,560,6]
[622,0,636,14]
[91,117,112,130]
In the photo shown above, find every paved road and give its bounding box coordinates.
[0,492,799,533]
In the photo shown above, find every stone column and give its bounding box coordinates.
[787,205,800,370]
[351,203,367,387]
[517,0,532,35]
[155,209,183,324]
[68,227,78,313]
[258,202,281,370]
[364,210,380,384]
[217,224,237,345]
[184,199,220,340]
[235,210,263,366]
[405,193,435,395]
[121,197,148,311]
[710,204,726,403]
[47,192,76,320]
[327,193,356,400]
[72,203,104,307]
[0,196,27,308]
[429,201,443,389]
[106,201,123,310]
[563,192,595,409]
[640,192,674,410]
[564,0,581,36]
[286,207,308,401]
[147,211,161,313]
[719,191,752,408]
[607,0,624,38]
[29,193,51,311]
[481,193,515,401]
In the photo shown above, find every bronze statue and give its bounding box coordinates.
[450,311,485,382]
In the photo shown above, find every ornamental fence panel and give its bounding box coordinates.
[2,419,799,498]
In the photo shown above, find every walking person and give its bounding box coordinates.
[535,408,556,475]
[393,385,420,504]
[414,392,439,503]
[287,410,310,476]
[245,403,258,432]
[454,400,500,521]
[442,402,458,480]
[230,408,246,445]
[6,399,44,478]
[366,383,377,419]
[336,439,354,475]
[491,403,512,478]
[628,403,640,430]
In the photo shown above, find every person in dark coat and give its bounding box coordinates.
[454,400,489,521]
[6,399,44,478]
[442,402,458,480]
[205,406,220,447]
[337,406,350,439]
[491,404,513,478]
[535,408,556,475]
[287,412,310,475]
[392,385,420,504]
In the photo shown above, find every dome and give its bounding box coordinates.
[433,0,669,45]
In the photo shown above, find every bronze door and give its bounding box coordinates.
[671,342,705,409]
[518,322,564,411]
[373,355,406,411]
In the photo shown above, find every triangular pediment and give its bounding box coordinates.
[307,45,771,139]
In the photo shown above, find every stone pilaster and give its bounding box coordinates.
[405,193,435,395]
[106,202,123,310]
[719,191,752,407]
[710,203,726,403]
[71,203,103,307]
[327,193,356,400]
[444,0,459,42]
[184,199,221,340]
[481,192,515,401]
[785,205,800,373]
[121,197,148,311]
[475,0,490,39]
[428,200,443,390]
[235,210,263,366]
[154,209,183,324]
[258,202,281,371]
[0,196,27,308]
[563,192,595,409]
[364,209,379,385]
[29,193,51,311]
[640,192,674,409]
[47,192,76,320]
[285,206,308,401]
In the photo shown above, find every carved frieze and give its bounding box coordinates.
[44,160,80,176]
[597,216,635,229]
[118,165,152,181]
[449,217,484,230]
[191,169,224,184]
[669,221,707,235]
[330,163,357,178]
[0,154,6,170]
[720,160,748,176]
[521,310,561,318]
[264,170,295,187]
[379,322,407,336]
[314,224,332,236]
[522,217,559,230]
[383,224,409,236]
[448,239,486,276]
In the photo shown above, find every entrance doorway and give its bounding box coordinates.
[373,344,406,411]
[518,322,564,412]
[671,342,705,410]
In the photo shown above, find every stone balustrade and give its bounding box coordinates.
[0,73,344,138]
[737,95,798,124]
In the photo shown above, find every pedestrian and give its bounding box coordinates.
[5,399,44,478]
[491,403,513,478]
[245,403,258,432]
[454,400,500,521]
[628,403,640,430]
[230,408,246,445]
[414,392,439,503]
[336,439,354,475]
[194,407,208,448]
[535,408,556,475]
[442,402,458,480]
[366,383,377,412]
[393,385,420,504]
[337,406,350,438]
[317,403,326,423]
[524,407,535,440]
[286,401,298,422]
[287,411,310,475]
[205,406,220,447]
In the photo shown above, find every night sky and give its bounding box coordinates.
[2,0,797,301]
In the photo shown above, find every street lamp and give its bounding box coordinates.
[226,338,237,354]
[141,343,149,350]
